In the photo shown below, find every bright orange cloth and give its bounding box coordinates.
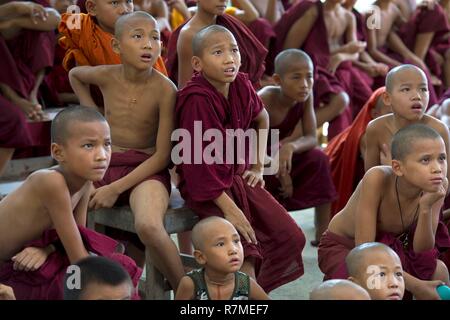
[170,8,186,30]
[58,13,167,75]
[325,87,385,216]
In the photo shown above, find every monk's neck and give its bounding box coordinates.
[121,65,153,83]
[392,113,423,132]
[203,74,230,98]
[324,0,341,11]
[204,269,235,287]
[277,89,299,110]
[195,8,218,26]
[56,165,88,195]
[96,19,115,35]
[395,175,423,201]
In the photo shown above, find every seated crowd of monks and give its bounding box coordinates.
[1,0,450,300]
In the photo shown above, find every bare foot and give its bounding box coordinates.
[15,97,44,121]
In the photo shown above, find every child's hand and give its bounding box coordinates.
[374,63,389,76]
[419,177,448,210]
[242,166,265,188]
[223,207,257,244]
[346,41,366,54]
[278,174,293,199]
[11,246,51,272]
[0,284,15,300]
[413,279,444,300]
[15,2,48,24]
[88,184,120,210]
[277,144,294,177]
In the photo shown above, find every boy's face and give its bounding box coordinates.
[276,60,314,103]
[54,121,112,182]
[194,220,244,274]
[87,0,134,33]
[197,0,227,16]
[353,250,405,300]
[192,32,241,88]
[114,18,161,70]
[81,281,132,300]
[384,68,429,121]
[398,138,447,192]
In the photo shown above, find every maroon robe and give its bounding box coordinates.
[264,102,337,210]
[43,44,73,106]
[0,25,54,150]
[271,0,373,140]
[0,226,142,300]
[175,72,306,292]
[165,14,268,87]
[318,220,450,282]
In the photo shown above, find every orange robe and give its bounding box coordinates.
[325,87,386,216]
[58,13,167,75]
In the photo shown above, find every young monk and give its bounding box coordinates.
[366,0,440,101]
[175,217,269,300]
[346,242,405,300]
[175,25,306,293]
[271,0,373,140]
[58,0,167,74]
[0,106,142,300]
[259,49,337,246]
[309,279,370,300]
[64,256,133,300]
[364,65,450,174]
[166,0,268,88]
[69,11,184,292]
[326,87,391,216]
[0,1,60,178]
[318,124,450,300]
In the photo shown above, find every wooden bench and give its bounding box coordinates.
[87,188,200,299]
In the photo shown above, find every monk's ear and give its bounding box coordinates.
[111,37,120,54]
[392,159,404,177]
[193,249,207,265]
[192,55,202,72]
[272,73,281,85]
[85,0,97,16]
[382,91,392,108]
[51,142,65,163]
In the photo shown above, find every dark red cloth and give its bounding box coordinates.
[318,219,450,282]
[175,72,306,292]
[0,26,54,150]
[325,87,385,216]
[165,14,268,87]
[0,226,142,300]
[265,102,337,210]
[271,0,373,140]
[247,17,275,48]
[94,150,171,206]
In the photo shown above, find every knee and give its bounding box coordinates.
[135,220,166,244]
[434,259,450,284]
[330,92,350,115]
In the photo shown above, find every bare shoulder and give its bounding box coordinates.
[257,86,279,109]
[175,275,195,299]
[363,165,392,186]
[423,114,449,133]
[367,114,391,132]
[153,70,177,93]
[28,169,67,191]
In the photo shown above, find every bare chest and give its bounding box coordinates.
[324,12,347,42]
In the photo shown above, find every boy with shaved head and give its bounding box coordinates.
[259,49,337,246]
[166,0,268,88]
[346,242,405,300]
[365,64,450,175]
[309,279,370,300]
[69,11,185,291]
[0,106,141,300]
[319,124,450,299]
[175,217,269,300]
[175,25,306,293]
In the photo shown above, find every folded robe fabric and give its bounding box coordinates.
[0,226,142,300]
[175,72,306,292]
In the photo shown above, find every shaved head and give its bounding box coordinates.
[51,105,107,144]
[274,49,313,76]
[346,242,399,278]
[114,11,157,39]
[391,124,442,161]
[191,216,235,250]
[385,64,427,93]
[310,280,371,300]
[192,24,236,57]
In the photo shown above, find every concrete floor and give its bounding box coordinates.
[269,209,323,300]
